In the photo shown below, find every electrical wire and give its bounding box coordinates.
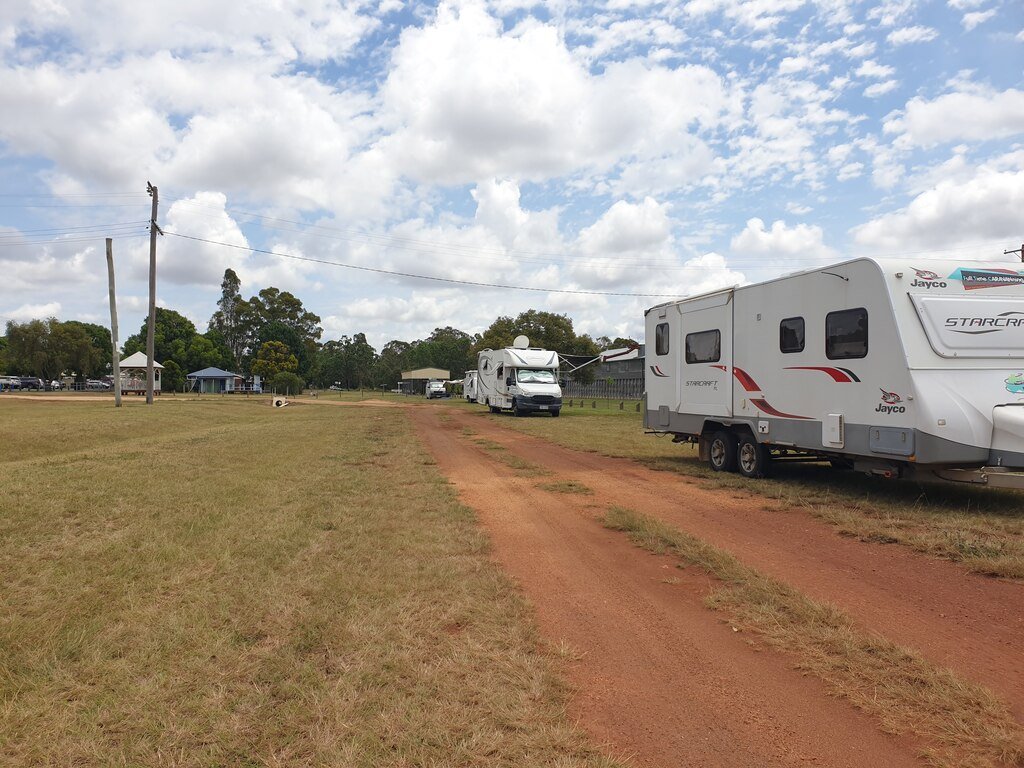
[163,231,685,298]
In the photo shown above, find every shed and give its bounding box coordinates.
[187,366,244,394]
[119,351,163,394]
[400,367,450,395]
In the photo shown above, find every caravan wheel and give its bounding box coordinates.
[709,431,737,472]
[737,434,771,478]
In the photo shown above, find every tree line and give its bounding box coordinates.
[1,269,635,391]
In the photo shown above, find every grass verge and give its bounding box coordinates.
[537,481,594,495]
[495,407,1024,579]
[603,506,1024,768]
[0,398,619,767]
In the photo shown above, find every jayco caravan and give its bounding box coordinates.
[645,257,1024,488]
[464,370,478,402]
[477,336,562,416]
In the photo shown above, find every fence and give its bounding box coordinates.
[561,376,643,401]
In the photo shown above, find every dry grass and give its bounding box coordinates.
[494,407,1024,579]
[603,506,1024,768]
[472,436,550,477]
[0,398,621,767]
[537,481,594,495]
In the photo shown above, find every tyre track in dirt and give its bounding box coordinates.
[432,406,1024,723]
[412,406,924,768]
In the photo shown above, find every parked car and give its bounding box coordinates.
[20,377,44,390]
[0,376,21,391]
[85,379,111,390]
[49,380,62,390]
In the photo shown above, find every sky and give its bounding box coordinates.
[0,0,1022,352]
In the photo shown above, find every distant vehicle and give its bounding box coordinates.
[476,336,562,417]
[86,379,111,390]
[20,377,44,390]
[425,380,447,399]
[49,380,62,391]
[645,256,1024,488]
[464,370,478,402]
[0,376,20,391]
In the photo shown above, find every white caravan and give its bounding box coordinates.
[477,336,562,417]
[645,257,1024,489]
[464,370,478,402]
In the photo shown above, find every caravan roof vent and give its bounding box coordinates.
[512,335,530,349]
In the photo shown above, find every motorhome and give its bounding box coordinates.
[477,336,562,417]
[464,370,478,402]
[645,257,1024,488]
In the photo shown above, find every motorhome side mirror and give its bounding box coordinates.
[506,376,513,386]
[559,379,567,387]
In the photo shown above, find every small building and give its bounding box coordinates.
[118,351,163,395]
[187,366,244,394]
[400,367,450,395]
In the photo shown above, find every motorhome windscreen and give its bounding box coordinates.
[516,369,556,384]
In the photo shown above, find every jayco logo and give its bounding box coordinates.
[910,267,947,289]
[875,388,906,414]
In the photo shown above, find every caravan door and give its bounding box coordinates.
[678,290,733,418]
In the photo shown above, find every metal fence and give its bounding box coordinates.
[561,376,643,400]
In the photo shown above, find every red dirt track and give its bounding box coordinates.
[411,404,1024,768]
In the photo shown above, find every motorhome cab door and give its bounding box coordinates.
[679,290,734,418]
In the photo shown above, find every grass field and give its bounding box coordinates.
[487,403,1024,579]
[0,398,620,766]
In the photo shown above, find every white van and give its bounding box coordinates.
[425,380,446,399]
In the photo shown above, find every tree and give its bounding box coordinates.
[123,308,198,365]
[4,318,109,381]
[372,340,412,388]
[316,333,376,388]
[251,341,298,380]
[257,321,313,379]
[162,359,185,392]
[63,321,112,376]
[208,269,246,369]
[270,371,304,395]
[407,326,474,376]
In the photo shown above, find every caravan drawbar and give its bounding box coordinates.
[644,257,1024,489]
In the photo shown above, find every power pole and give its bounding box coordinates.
[1004,244,1024,263]
[145,182,163,404]
[105,238,121,407]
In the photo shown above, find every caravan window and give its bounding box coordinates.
[685,330,721,364]
[826,308,868,359]
[780,317,805,353]
[655,323,670,355]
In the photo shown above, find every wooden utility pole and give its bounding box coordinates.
[145,182,162,404]
[105,238,122,407]
[1004,244,1024,263]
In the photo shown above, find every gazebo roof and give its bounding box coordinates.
[119,351,164,369]
[187,367,240,379]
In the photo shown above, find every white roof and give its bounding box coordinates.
[119,351,164,369]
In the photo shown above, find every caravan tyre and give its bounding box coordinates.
[550,409,560,418]
[737,434,771,478]
[709,431,737,472]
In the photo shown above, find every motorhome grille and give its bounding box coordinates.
[532,395,556,404]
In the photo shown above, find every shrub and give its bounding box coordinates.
[271,371,304,395]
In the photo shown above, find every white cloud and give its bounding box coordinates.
[947,0,986,8]
[375,3,732,187]
[855,60,895,78]
[731,218,839,264]
[160,192,250,286]
[886,25,938,45]
[962,9,996,30]
[3,301,62,322]
[837,161,864,180]
[864,79,898,98]
[885,87,1024,148]
[851,169,1024,250]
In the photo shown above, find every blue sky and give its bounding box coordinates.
[1,0,1022,350]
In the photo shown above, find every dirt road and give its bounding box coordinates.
[411,405,1024,767]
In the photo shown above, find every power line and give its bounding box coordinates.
[163,231,685,298]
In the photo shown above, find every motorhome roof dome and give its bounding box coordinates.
[512,335,529,349]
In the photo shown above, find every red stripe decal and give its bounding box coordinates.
[709,364,727,371]
[732,367,760,392]
[750,398,812,419]
[784,366,852,382]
